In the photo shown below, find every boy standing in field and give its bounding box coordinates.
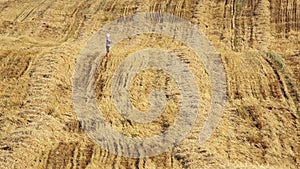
[106,33,111,56]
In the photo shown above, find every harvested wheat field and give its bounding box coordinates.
[0,0,300,169]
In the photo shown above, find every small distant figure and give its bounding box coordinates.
[106,33,111,56]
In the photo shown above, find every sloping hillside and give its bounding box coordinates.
[0,0,299,168]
